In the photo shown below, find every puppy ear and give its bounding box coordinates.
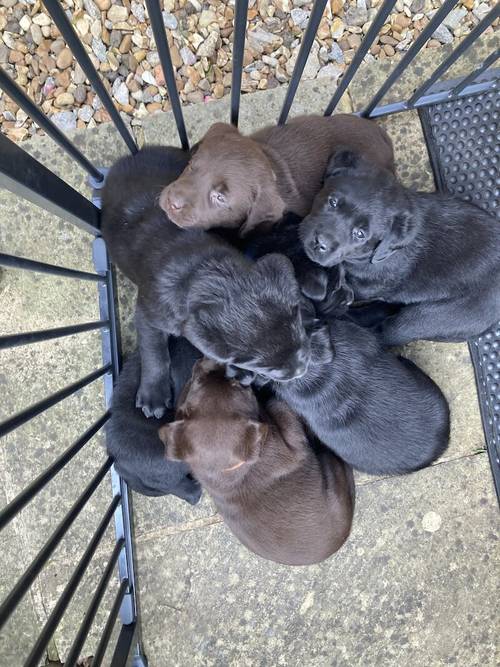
[240,183,285,236]
[254,253,298,295]
[205,122,239,139]
[255,252,295,278]
[158,420,190,461]
[237,420,268,464]
[325,150,360,179]
[371,212,414,264]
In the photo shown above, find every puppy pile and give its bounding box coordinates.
[103,114,499,566]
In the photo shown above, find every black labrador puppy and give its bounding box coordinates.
[101,146,310,418]
[106,338,202,504]
[244,212,354,309]
[300,150,500,345]
[272,321,450,475]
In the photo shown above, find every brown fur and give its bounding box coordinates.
[159,114,394,234]
[158,358,355,566]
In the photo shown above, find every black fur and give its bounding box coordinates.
[106,338,202,503]
[300,150,500,345]
[244,213,354,310]
[101,146,310,418]
[273,320,450,475]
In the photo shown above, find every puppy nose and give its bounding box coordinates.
[314,232,330,253]
[168,193,185,211]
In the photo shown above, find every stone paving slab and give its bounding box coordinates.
[0,122,128,665]
[134,454,498,667]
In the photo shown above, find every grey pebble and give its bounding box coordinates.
[51,111,77,132]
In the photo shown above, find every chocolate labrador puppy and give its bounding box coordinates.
[159,359,354,566]
[272,322,450,475]
[106,338,202,504]
[159,114,394,234]
[101,146,310,418]
[301,150,500,345]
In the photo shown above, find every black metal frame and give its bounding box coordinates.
[0,0,498,663]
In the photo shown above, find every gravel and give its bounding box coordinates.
[0,0,497,142]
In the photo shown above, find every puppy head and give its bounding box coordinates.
[158,122,285,232]
[186,254,311,382]
[158,359,268,473]
[300,150,415,267]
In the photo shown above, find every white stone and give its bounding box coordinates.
[141,70,156,85]
[422,511,442,533]
[32,13,51,26]
[112,79,129,106]
[328,42,344,63]
[473,3,491,21]
[199,10,217,28]
[76,18,90,36]
[131,1,145,22]
[197,31,219,58]
[443,7,467,31]
[19,15,31,32]
[286,40,320,79]
[162,11,178,30]
[291,8,310,28]
[83,0,100,20]
[51,111,77,132]
[316,63,344,81]
[180,46,196,66]
[107,5,128,24]
[78,105,94,122]
[432,24,453,45]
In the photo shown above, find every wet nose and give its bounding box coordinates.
[314,232,330,253]
[168,192,185,211]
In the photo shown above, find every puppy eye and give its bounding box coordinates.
[352,228,366,241]
[210,190,227,206]
[328,195,338,209]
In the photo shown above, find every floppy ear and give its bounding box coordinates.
[325,150,361,179]
[239,182,285,236]
[371,212,414,264]
[205,122,239,140]
[158,420,190,461]
[254,253,298,293]
[236,420,268,464]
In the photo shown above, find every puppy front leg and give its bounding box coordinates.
[297,264,329,301]
[136,305,173,418]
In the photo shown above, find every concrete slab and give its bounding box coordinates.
[0,481,43,665]
[0,123,128,665]
[141,77,352,147]
[134,454,498,667]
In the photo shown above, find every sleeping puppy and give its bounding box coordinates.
[159,359,354,566]
[106,338,202,504]
[272,322,450,475]
[300,150,500,345]
[159,114,394,234]
[101,146,310,418]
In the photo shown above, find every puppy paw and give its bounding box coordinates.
[299,268,329,301]
[136,381,173,419]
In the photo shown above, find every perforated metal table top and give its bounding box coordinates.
[420,73,500,500]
